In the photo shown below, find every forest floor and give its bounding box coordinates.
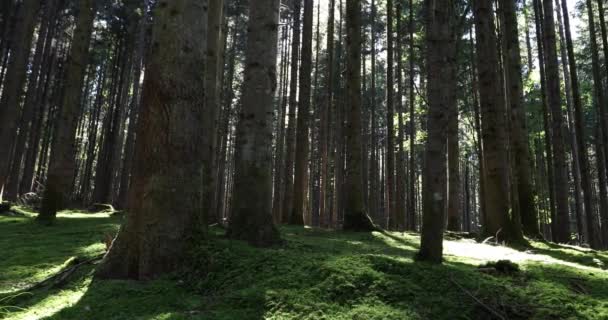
[1,209,608,320]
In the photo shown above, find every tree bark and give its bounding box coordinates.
[342,0,375,232]
[282,0,302,224]
[417,0,455,262]
[500,0,539,237]
[474,0,519,242]
[292,0,314,225]
[227,0,282,246]
[584,0,607,248]
[385,0,396,230]
[559,0,596,246]
[96,0,208,279]
[542,0,570,243]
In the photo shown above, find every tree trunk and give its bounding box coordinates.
[227,0,282,246]
[342,0,375,232]
[38,0,96,223]
[282,0,302,224]
[417,0,455,262]
[319,0,335,228]
[0,0,40,200]
[203,0,224,220]
[500,0,539,237]
[542,0,570,243]
[407,0,417,231]
[559,0,596,246]
[385,0,396,230]
[292,0,314,225]
[474,0,519,242]
[96,0,208,279]
[585,0,607,248]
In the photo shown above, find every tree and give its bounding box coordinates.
[282,0,302,224]
[292,0,314,225]
[38,0,96,223]
[227,0,282,245]
[417,0,456,262]
[342,0,376,232]
[542,0,570,243]
[95,0,208,279]
[0,0,40,201]
[499,0,539,237]
[473,0,521,242]
[559,0,597,247]
[584,0,606,249]
[386,0,396,230]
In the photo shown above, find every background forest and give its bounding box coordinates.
[1,0,608,319]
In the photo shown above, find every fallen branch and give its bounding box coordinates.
[449,277,507,320]
[27,254,104,291]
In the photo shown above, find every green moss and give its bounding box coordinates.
[1,212,607,319]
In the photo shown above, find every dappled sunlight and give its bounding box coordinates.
[5,279,89,320]
[371,231,419,252]
[443,238,608,273]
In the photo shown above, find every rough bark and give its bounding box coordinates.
[342,0,375,232]
[227,0,282,245]
[500,0,539,237]
[96,0,208,279]
[474,0,518,242]
[417,0,455,263]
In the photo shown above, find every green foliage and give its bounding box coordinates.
[1,212,608,319]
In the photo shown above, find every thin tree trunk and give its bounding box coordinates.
[292,0,314,225]
[38,0,96,222]
[0,0,40,200]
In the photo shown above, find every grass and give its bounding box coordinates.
[0,209,607,319]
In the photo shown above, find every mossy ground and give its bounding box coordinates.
[1,209,607,319]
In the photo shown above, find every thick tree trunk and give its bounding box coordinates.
[227,0,282,246]
[417,0,455,262]
[342,0,375,232]
[96,0,208,279]
[38,0,96,223]
[500,0,539,237]
[474,0,519,242]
